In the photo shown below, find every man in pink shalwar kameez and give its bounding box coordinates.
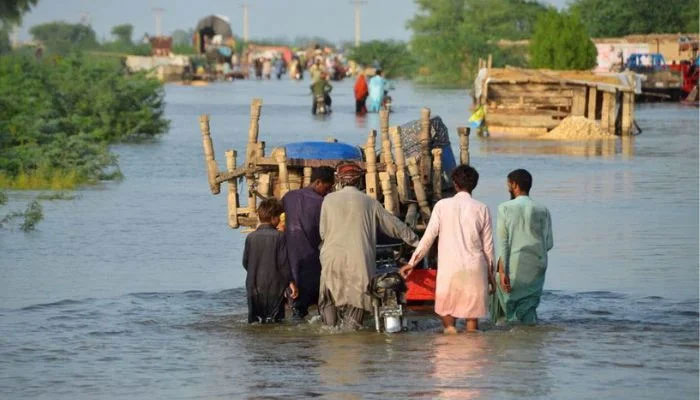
[401,165,495,333]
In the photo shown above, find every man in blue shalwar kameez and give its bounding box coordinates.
[282,167,335,319]
[491,169,553,324]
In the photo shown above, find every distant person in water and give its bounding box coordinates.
[310,72,332,114]
[401,165,496,334]
[254,58,263,80]
[490,169,553,324]
[282,167,335,320]
[354,70,368,114]
[367,69,387,113]
[242,199,298,323]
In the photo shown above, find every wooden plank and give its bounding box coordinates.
[587,87,597,120]
[490,96,573,106]
[607,92,617,134]
[486,108,568,117]
[571,87,586,116]
[621,92,633,136]
[486,113,561,129]
[601,92,611,132]
[486,125,549,138]
[489,83,575,95]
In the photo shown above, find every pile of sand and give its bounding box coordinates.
[546,116,613,140]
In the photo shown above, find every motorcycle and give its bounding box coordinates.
[314,94,328,115]
[382,90,393,113]
[370,243,408,333]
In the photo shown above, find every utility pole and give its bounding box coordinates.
[153,7,165,37]
[241,3,249,43]
[350,0,367,46]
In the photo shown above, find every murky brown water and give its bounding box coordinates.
[1,79,698,399]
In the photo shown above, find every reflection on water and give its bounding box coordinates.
[0,81,697,399]
[432,334,489,399]
[479,136,635,158]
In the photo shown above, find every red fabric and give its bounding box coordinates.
[354,75,368,100]
[405,269,437,301]
[336,162,364,179]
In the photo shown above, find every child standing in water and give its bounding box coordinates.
[242,199,298,323]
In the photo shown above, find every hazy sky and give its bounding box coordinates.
[17,0,568,44]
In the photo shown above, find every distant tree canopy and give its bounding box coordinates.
[529,10,597,70]
[1,0,39,54]
[172,28,194,46]
[408,0,549,84]
[347,40,416,78]
[110,23,133,45]
[0,0,38,26]
[30,22,98,54]
[569,0,699,37]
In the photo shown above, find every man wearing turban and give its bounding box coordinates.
[318,162,419,328]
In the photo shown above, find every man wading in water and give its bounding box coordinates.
[282,167,335,320]
[401,165,496,334]
[318,162,419,329]
[490,169,553,324]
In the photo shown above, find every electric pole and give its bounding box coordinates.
[152,7,165,37]
[350,0,367,46]
[241,3,249,43]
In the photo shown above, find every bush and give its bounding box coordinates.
[0,53,168,188]
[529,10,597,70]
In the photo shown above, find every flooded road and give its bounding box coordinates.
[1,79,698,399]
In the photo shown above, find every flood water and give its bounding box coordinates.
[1,79,698,399]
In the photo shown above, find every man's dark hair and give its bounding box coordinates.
[507,169,532,193]
[257,198,283,223]
[376,69,383,76]
[311,166,335,184]
[451,164,479,193]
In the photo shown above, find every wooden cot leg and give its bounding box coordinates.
[225,150,239,228]
[407,157,431,222]
[389,126,409,202]
[199,114,221,194]
[431,148,443,201]
[364,130,379,199]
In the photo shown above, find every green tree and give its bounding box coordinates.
[0,0,38,26]
[0,28,10,54]
[529,10,597,70]
[110,23,133,44]
[1,0,38,54]
[408,0,548,85]
[348,40,416,78]
[569,0,699,37]
[29,21,98,55]
[172,28,194,45]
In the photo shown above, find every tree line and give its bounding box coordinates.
[349,0,697,85]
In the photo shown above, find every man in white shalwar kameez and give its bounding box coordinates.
[401,165,495,333]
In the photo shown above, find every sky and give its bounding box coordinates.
[16,0,569,44]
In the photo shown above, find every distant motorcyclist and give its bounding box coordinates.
[367,69,388,113]
[311,72,332,114]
